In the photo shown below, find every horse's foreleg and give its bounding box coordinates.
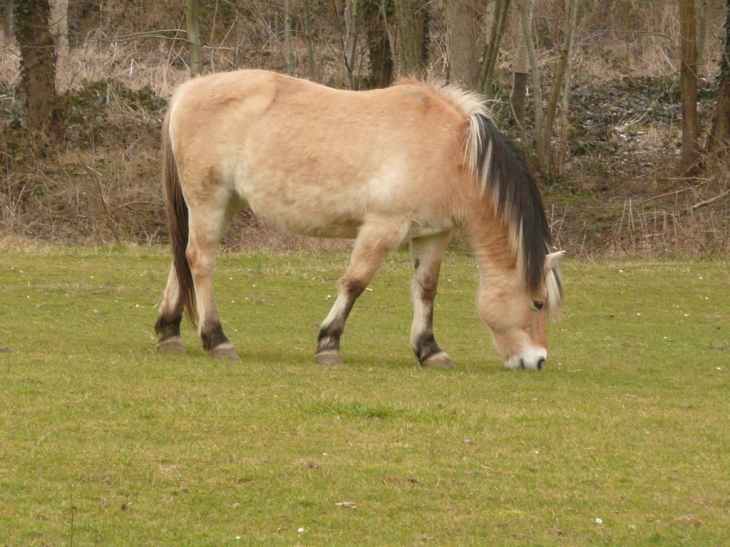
[410,233,454,368]
[155,264,186,354]
[316,220,409,365]
[187,208,239,360]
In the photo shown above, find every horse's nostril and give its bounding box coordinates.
[519,359,525,369]
[536,358,545,370]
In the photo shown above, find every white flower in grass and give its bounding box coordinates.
[595,518,603,524]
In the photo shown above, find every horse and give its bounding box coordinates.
[154,69,564,370]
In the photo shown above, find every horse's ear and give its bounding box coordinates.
[545,251,566,270]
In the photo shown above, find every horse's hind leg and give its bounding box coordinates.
[155,264,186,354]
[410,233,454,368]
[316,220,409,365]
[187,203,240,360]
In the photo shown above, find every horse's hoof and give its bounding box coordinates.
[421,352,454,369]
[316,350,344,365]
[210,344,240,360]
[157,336,185,354]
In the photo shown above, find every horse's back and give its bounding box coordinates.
[168,70,473,238]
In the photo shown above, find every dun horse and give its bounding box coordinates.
[154,70,564,370]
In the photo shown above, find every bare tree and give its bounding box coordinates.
[303,0,317,80]
[3,0,14,41]
[516,0,548,170]
[363,0,393,87]
[679,0,701,173]
[708,0,730,152]
[344,0,360,87]
[284,0,294,75]
[480,0,510,93]
[444,0,479,88]
[14,0,56,129]
[512,0,529,126]
[49,0,67,57]
[185,0,203,75]
[394,0,428,78]
[545,0,581,172]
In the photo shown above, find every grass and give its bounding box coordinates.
[1,245,729,545]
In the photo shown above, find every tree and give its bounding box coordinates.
[394,0,428,79]
[480,0,510,93]
[14,0,56,129]
[3,0,13,41]
[444,0,478,88]
[50,0,67,68]
[707,0,730,152]
[185,0,203,75]
[515,0,581,175]
[303,0,317,80]
[363,0,394,87]
[284,0,294,75]
[679,0,701,172]
[512,0,529,125]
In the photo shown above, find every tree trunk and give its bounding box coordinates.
[50,0,68,73]
[679,0,701,173]
[303,0,317,81]
[14,0,56,129]
[185,0,203,75]
[3,0,13,41]
[517,0,549,173]
[512,0,528,126]
[544,0,581,171]
[444,0,478,89]
[697,0,709,75]
[480,0,510,93]
[284,0,294,75]
[394,0,427,79]
[362,0,393,87]
[344,0,359,87]
[708,0,730,152]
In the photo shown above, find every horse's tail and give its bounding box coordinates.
[162,110,198,326]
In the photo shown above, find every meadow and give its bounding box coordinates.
[1,245,728,546]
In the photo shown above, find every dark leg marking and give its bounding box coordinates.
[155,313,182,341]
[201,320,238,359]
[412,308,454,369]
[315,279,366,365]
[201,320,229,351]
[155,313,185,354]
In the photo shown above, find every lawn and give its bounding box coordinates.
[1,246,728,546]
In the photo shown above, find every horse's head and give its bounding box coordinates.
[477,251,564,370]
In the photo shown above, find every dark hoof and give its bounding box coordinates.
[316,349,344,365]
[421,351,454,369]
[210,344,240,360]
[157,336,185,354]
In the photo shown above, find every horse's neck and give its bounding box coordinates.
[467,219,517,286]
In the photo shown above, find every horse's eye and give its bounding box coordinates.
[532,300,544,311]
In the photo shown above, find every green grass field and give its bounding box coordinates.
[1,246,729,546]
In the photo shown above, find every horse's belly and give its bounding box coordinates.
[240,183,365,239]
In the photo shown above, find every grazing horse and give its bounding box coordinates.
[154,70,564,370]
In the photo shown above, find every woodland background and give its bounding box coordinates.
[1,0,729,256]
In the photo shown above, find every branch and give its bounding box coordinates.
[691,187,730,210]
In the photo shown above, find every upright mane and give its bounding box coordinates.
[428,82,562,313]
